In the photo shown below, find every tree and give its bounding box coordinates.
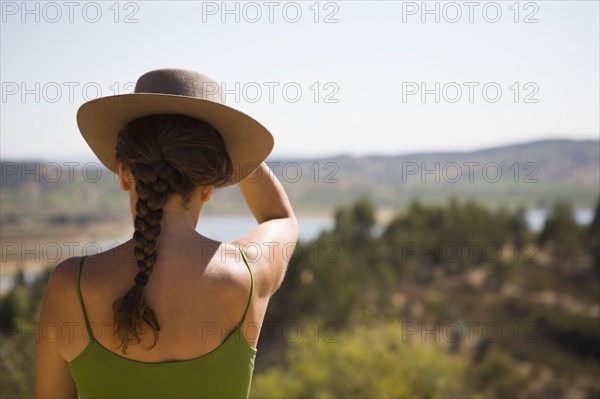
[333,195,376,247]
[588,197,600,272]
[538,201,583,270]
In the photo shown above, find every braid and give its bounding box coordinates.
[111,114,233,354]
[132,161,172,275]
[112,160,176,354]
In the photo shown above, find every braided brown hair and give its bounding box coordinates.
[112,114,233,354]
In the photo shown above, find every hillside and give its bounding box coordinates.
[1,139,598,223]
[271,138,599,211]
[1,143,599,398]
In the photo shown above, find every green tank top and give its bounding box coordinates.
[68,247,257,398]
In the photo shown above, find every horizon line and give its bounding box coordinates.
[1,137,599,164]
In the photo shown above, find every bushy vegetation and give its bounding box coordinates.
[251,321,469,398]
[534,310,600,359]
[0,268,51,398]
[1,196,599,398]
[254,196,599,398]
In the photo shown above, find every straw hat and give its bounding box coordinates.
[76,68,274,187]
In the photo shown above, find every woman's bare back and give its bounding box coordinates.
[56,237,267,364]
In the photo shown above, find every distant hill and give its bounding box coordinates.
[260,138,600,212]
[1,139,599,223]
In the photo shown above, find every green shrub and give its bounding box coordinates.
[534,311,600,359]
[473,346,529,398]
[251,321,468,398]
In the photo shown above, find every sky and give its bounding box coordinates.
[1,0,599,162]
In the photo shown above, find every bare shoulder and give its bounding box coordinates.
[214,243,254,291]
[38,257,82,328]
[187,243,248,303]
[47,256,81,293]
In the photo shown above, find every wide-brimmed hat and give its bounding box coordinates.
[76,68,274,187]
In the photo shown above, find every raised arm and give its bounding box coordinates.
[232,162,298,298]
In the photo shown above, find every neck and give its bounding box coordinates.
[160,208,200,232]
[129,203,203,237]
[136,208,204,256]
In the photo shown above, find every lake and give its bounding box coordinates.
[196,215,334,243]
[196,208,595,242]
[0,209,594,292]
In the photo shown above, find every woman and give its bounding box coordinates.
[33,69,298,398]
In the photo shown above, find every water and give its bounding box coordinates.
[127,208,597,243]
[525,208,594,232]
[0,209,594,292]
[197,215,334,243]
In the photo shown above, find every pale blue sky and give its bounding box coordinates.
[1,1,598,161]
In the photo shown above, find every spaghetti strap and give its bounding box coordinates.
[236,246,254,329]
[75,256,95,341]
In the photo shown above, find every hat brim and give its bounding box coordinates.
[77,93,274,188]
